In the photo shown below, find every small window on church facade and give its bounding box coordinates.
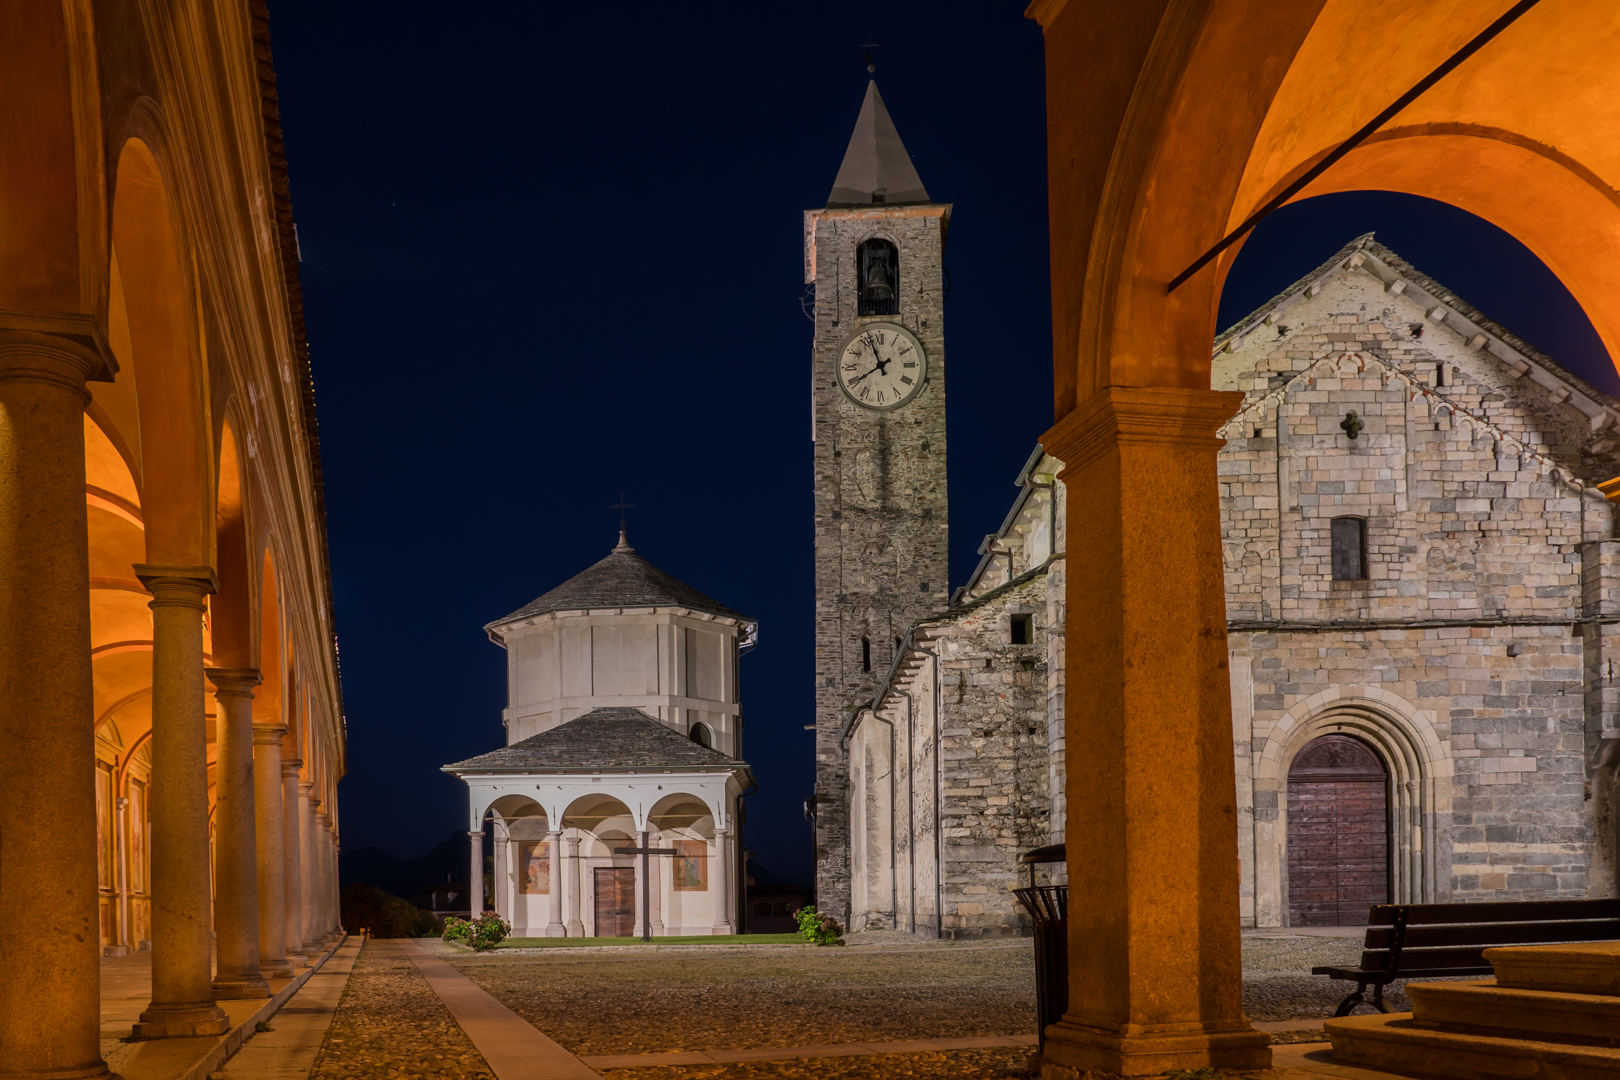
[689,723,712,749]
[857,239,899,317]
[861,636,871,673]
[1010,613,1033,645]
[1331,517,1366,581]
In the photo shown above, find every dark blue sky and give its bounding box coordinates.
[271,3,1612,887]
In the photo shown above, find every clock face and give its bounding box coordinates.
[837,323,926,411]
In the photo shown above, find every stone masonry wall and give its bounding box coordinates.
[931,575,1051,938]
[1215,269,1614,911]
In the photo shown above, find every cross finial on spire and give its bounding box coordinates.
[611,492,635,552]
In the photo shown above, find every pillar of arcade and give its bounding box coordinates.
[0,329,116,1078]
[253,722,294,977]
[298,781,319,956]
[468,830,485,917]
[206,668,269,997]
[545,829,565,936]
[1039,388,1270,1077]
[282,758,305,960]
[133,564,229,1038]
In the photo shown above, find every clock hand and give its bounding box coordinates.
[848,360,884,386]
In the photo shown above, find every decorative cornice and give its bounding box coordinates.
[1042,385,1244,472]
[133,563,220,595]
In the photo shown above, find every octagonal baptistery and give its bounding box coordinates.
[489,534,757,751]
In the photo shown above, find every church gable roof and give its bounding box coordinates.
[488,539,749,629]
[827,81,931,207]
[441,708,746,773]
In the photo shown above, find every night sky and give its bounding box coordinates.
[269,2,1613,888]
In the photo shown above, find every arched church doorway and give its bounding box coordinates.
[1287,734,1389,927]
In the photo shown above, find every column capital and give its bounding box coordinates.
[133,564,219,604]
[308,797,321,810]
[1041,385,1245,473]
[546,828,562,839]
[297,780,314,796]
[205,667,262,696]
[281,759,304,778]
[0,310,118,384]
[253,722,289,746]
[468,830,485,840]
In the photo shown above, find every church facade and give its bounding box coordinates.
[834,234,1620,935]
[446,535,756,937]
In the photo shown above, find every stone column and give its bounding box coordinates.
[545,829,565,936]
[133,565,229,1038]
[317,809,335,942]
[252,723,292,977]
[711,827,733,934]
[493,829,510,922]
[299,786,319,956]
[649,830,664,936]
[563,835,584,936]
[205,668,268,998]
[1039,388,1269,1076]
[0,330,115,1078]
[468,830,485,917]
[281,759,305,961]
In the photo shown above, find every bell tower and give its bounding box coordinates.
[806,82,949,928]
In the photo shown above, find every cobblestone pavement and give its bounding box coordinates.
[597,1047,1037,1080]
[435,937,1038,1057]
[1240,931,1418,1020]
[308,939,495,1080]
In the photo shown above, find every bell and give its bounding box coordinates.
[864,280,894,302]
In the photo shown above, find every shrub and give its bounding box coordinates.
[469,911,510,952]
[441,916,472,943]
[792,905,843,945]
[341,882,438,939]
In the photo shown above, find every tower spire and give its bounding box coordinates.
[826,82,930,207]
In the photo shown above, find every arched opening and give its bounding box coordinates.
[562,794,637,937]
[857,237,898,317]
[649,793,719,936]
[488,794,549,933]
[210,418,251,668]
[1286,734,1389,927]
[688,722,712,749]
[257,550,282,726]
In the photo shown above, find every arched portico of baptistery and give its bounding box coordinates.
[1251,686,1452,929]
[0,4,343,1073]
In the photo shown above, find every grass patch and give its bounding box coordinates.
[498,932,805,949]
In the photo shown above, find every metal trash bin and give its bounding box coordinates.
[1014,843,1068,1053]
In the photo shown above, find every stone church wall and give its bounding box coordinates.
[1216,279,1617,919]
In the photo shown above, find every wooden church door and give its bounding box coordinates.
[1286,734,1390,926]
[594,867,636,937]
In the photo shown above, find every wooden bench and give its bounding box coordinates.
[1312,898,1620,1016]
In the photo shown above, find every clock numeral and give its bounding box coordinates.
[900,375,914,385]
[843,363,859,371]
[902,361,917,368]
[859,385,871,400]
[876,390,885,404]
[898,346,912,355]
[875,331,886,345]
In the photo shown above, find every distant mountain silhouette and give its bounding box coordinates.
[339,830,467,901]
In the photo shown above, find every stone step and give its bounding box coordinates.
[1486,939,1620,995]
[1406,979,1620,1045]
[1324,1012,1620,1080]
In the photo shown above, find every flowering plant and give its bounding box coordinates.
[441,916,472,943]
[792,905,844,946]
[469,911,510,951]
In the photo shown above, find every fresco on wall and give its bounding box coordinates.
[674,840,707,891]
[519,841,549,894]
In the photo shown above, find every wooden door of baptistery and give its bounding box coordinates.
[1286,734,1389,927]
[593,867,636,937]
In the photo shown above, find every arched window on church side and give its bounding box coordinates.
[861,636,872,673]
[689,723,712,749]
[857,238,899,317]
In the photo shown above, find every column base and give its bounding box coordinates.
[1040,1018,1271,1078]
[261,959,297,979]
[9,1063,118,1080]
[102,944,132,958]
[566,921,584,937]
[711,923,735,935]
[211,975,270,999]
[132,1002,229,1039]
[545,925,567,938]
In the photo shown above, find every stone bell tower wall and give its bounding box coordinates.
[808,205,950,925]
